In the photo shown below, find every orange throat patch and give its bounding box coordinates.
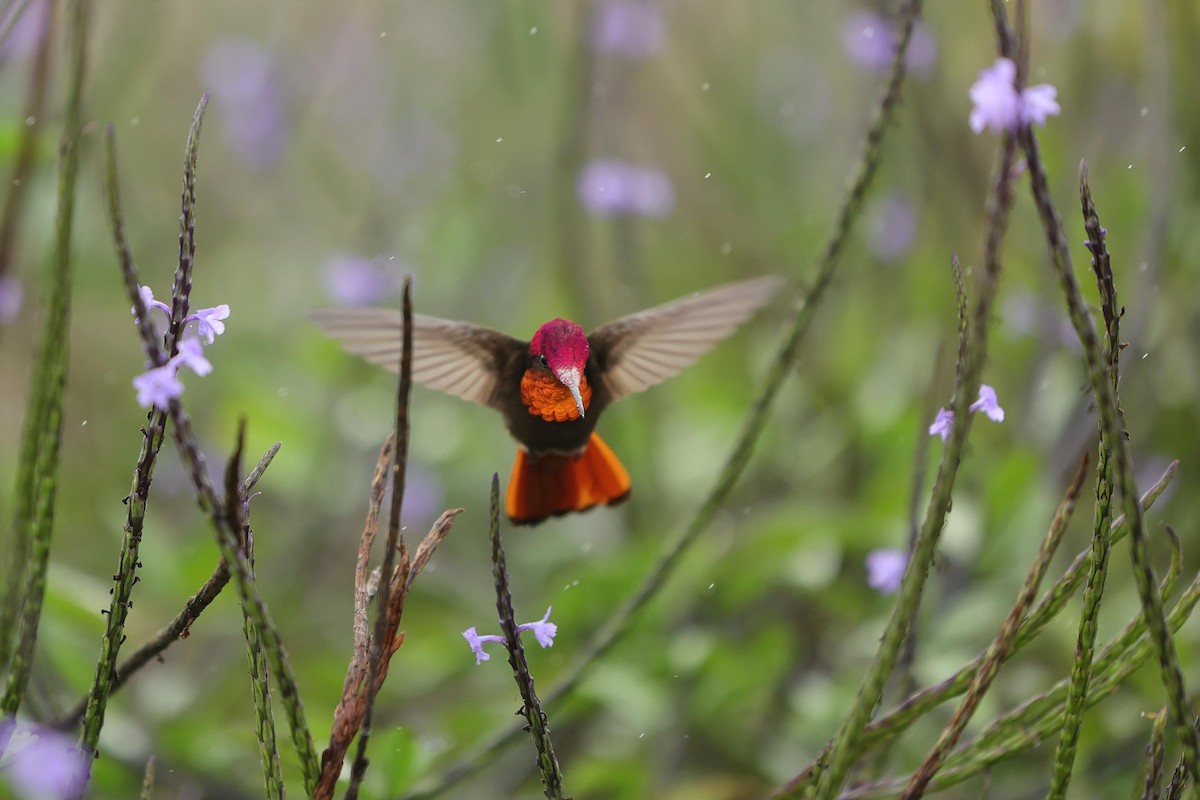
[520,369,592,422]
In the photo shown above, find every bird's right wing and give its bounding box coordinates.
[312,308,521,409]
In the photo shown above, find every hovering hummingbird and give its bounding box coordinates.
[315,276,780,525]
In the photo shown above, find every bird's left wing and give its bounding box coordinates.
[312,308,522,409]
[588,276,783,403]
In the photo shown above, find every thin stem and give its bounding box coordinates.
[346,277,414,799]
[990,0,1200,781]
[1044,160,1121,800]
[0,0,89,744]
[489,474,567,799]
[900,454,1088,798]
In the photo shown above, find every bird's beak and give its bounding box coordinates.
[556,367,586,418]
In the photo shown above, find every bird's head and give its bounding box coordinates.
[530,318,589,418]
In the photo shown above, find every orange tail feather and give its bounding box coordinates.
[505,433,632,525]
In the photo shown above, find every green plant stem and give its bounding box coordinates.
[835,564,1200,799]
[140,754,155,800]
[0,0,89,742]
[234,449,285,800]
[989,0,1200,780]
[489,474,568,799]
[811,115,1019,800]
[76,119,173,765]
[1045,162,1121,800]
[900,455,1087,798]
[56,445,278,731]
[773,459,1178,796]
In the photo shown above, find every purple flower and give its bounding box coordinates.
[3,725,87,798]
[968,58,1060,134]
[842,12,936,76]
[462,607,559,665]
[930,385,1006,441]
[1019,83,1061,126]
[577,160,675,218]
[462,627,506,665]
[324,254,396,307]
[520,607,558,648]
[590,1,664,61]
[0,275,22,323]
[133,363,184,410]
[174,338,212,376]
[969,384,1005,422]
[0,3,47,62]
[187,304,230,344]
[866,548,908,594]
[201,38,289,170]
[132,284,171,321]
[929,408,954,441]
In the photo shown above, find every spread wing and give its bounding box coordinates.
[588,276,782,402]
[312,308,522,408]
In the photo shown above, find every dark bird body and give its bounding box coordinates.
[315,276,780,524]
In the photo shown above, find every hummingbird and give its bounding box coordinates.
[314,276,780,525]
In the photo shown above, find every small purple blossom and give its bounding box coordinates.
[1019,83,1061,127]
[324,254,396,307]
[174,338,213,376]
[590,1,664,61]
[188,304,230,344]
[132,284,171,321]
[929,408,954,441]
[577,160,675,218]
[462,607,559,666]
[0,274,22,323]
[462,627,506,665]
[842,12,937,76]
[968,58,1060,134]
[866,548,908,595]
[3,725,87,799]
[969,384,1005,422]
[929,385,1006,441]
[133,363,184,409]
[520,607,558,648]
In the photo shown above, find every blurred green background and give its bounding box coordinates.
[2,1,1200,798]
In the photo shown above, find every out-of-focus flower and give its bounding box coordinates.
[132,285,171,321]
[324,254,396,307]
[201,38,289,170]
[866,548,908,594]
[969,384,1005,422]
[577,160,675,218]
[928,408,955,441]
[842,11,937,76]
[590,1,664,61]
[134,363,184,410]
[462,607,559,665]
[3,724,87,799]
[1019,84,1061,127]
[865,195,917,262]
[0,275,22,323]
[173,338,212,377]
[930,385,1006,441]
[188,304,230,344]
[968,58,1060,134]
[0,2,47,62]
